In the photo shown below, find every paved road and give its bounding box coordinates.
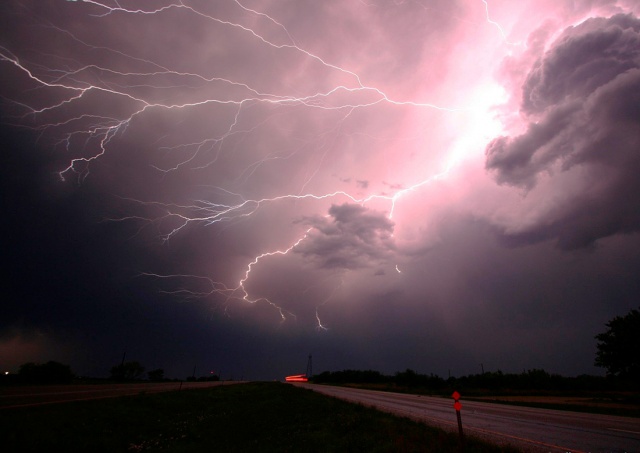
[299,384,640,452]
[0,381,238,409]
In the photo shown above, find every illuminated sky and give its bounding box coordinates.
[2,0,640,380]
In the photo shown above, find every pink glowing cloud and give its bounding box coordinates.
[2,0,640,378]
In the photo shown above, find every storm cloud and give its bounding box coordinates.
[2,0,640,380]
[486,14,640,248]
[295,203,395,270]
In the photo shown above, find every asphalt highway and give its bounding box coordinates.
[0,381,235,409]
[299,384,640,452]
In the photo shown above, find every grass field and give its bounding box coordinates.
[0,382,517,452]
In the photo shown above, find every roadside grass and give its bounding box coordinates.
[1,382,516,452]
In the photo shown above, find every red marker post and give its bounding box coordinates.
[452,391,464,441]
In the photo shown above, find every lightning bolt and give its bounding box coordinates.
[236,229,314,322]
[1,0,508,324]
[481,0,523,46]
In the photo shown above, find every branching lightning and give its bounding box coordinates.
[0,0,511,329]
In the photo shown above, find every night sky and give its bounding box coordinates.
[2,0,640,381]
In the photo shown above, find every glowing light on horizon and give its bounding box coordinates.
[284,374,308,382]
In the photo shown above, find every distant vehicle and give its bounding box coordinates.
[285,374,308,382]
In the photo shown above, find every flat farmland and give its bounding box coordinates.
[0,382,515,452]
[0,381,233,409]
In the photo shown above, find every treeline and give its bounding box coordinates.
[1,360,220,385]
[312,368,636,393]
[450,369,624,393]
[312,369,444,389]
[110,361,218,382]
[3,361,75,384]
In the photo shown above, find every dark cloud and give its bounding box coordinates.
[485,101,581,188]
[522,14,640,115]
[2,0,640,381]
[486,14,640,248]
[295,203,395,270]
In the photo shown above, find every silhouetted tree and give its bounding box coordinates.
[196,375,220,381]
[395,369,420,387]
[147,368,164,381]
[110,361,145,380]
[18,361,74,384]
[312,369,388,384]
[394,369,445,389]
[595,308,640,379]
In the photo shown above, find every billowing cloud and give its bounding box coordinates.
[296,203,395,270]
[486,14,640,248]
